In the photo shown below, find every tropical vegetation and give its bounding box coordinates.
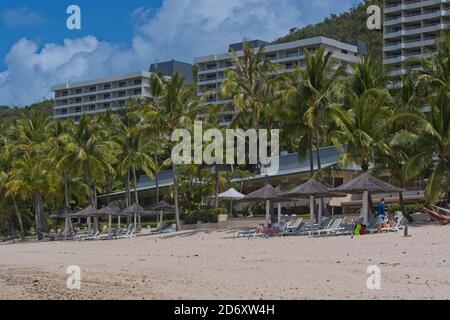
[0,29,449,239]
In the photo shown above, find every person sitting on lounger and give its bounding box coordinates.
[376,198,386,233]
[256,224,265,234]
[383,216,398,228]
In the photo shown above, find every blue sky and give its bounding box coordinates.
[0,0,363,106]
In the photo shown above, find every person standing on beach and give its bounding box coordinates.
[376,198,386,233]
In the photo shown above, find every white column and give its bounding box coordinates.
[362,191,369,225]
[87,217,91,234]
[265,200,270,228]
[318,199,323,225]
[108,215,112,237]
[278,203,282,223]
[134,213,137,229]
[310,196,315,230]
[118,216,121,229]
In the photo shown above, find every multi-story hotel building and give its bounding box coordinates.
[52,72,152,122]
[194,37,365,123]
[383,0,450,77]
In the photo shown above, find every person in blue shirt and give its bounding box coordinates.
[376,198,386,233]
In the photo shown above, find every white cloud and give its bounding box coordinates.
[0,0,361,106]
[1,6,47,28]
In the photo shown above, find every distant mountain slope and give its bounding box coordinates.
[274,0,382,58]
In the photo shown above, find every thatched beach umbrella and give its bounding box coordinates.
[242,184,281,228]
[51,208,75,238]
[217,188,245,216]
[120,203,148,230]
[280,179,346,229]
[146,201,176,230]
[333,173,405,225]
[94,205,121,237]
[69,205,97,233]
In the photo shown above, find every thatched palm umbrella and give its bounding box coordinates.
[94,205,121,237]
[333,173,405,225]
[242,184,281,228]
[146,201,176,230]
[120,203,148,230]
[280,179,346,229]
[68,205,97,234]
[50,208,74,238]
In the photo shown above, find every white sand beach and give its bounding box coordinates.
[1,224,449,300]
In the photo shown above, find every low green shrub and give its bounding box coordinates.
[184,208,226,224]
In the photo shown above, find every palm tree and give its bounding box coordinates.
[414,29,450,98]
[281,68,316,177]
[297,47,345,170]
[329,94,391,172]
[0,141,25,236]
[115,105,156,206]
[392,88,449,203]
[143,73,200,231]
[221,42,282,131]
[59,115,116,208]
[7,153,57,239]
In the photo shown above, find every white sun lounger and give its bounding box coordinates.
[309,218,344,237]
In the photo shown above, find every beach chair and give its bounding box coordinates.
[284,218,303,232]
[302,217,333,235]
[283,222,308,236]
[381,215,405,232]
[81,231,100,241]
[309,218,344,237]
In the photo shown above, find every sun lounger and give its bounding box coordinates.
[381,215,405,232]
[81,231,100,241]
[284,218,303,232]
[309,218,344,237]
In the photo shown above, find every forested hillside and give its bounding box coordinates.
[274,0,383,58]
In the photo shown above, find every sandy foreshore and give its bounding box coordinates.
[1,224,449,300]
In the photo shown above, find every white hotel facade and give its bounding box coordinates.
[383,0,450,77]
[194,37,365,123]
[52,72,152,122]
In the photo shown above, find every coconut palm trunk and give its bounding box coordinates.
[172,163,181,231]
[33,191,48,239]
[132,165,139,205]
[62,171,75,236]
[214,168,219,209]
[11,195,24,238]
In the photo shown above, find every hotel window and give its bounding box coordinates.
[104,93,111,99]
[103,103,110,108]
[118,91,126,97]
[104,84,111,90]
[133,89,141,95]
[75,107,81,113]
[89,86,96,92]
[134,79,142,85]
[119,81,127,88]
[75,98,82,103]
[61,108,68,114]
[89,95,96,102]
[89,105,96,111]
[62,91,68,96]
[75,89,82,95]
[265,52,277,60]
